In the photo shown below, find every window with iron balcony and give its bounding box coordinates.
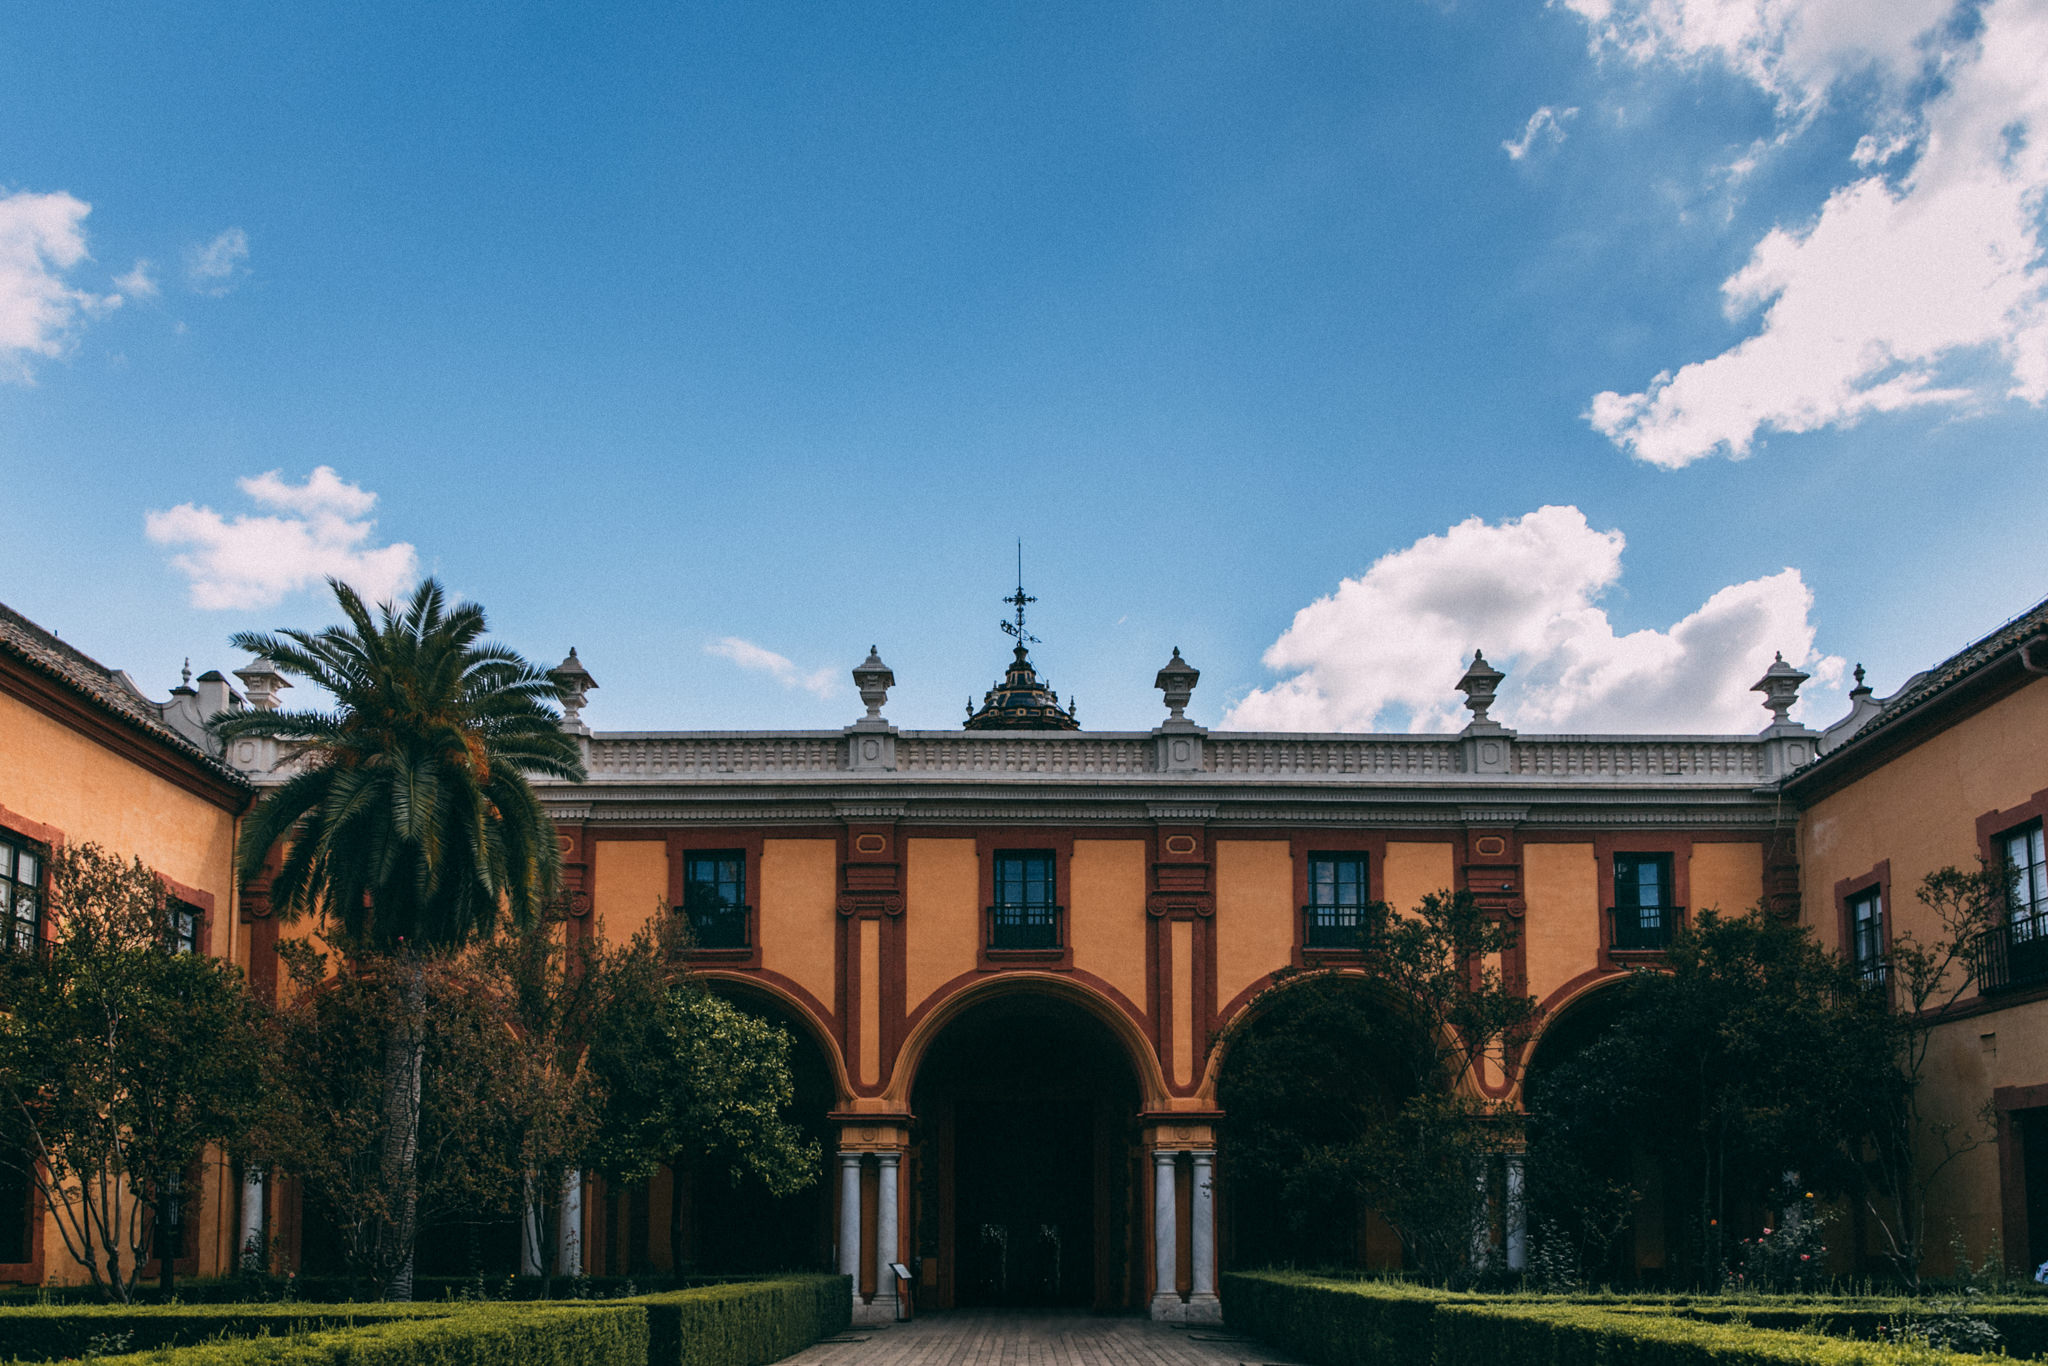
[1304,852,1373,950]
[989,850,1059,951]
[1610,853,1679,951]
[682,851,749,951]
[1980,822,2048,992]
[1847,886,1886,985]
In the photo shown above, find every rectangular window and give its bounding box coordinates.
[1849,887,1886,983]
[681,851,748,950]
[990,851,1057,950]
[0,834,42,955]
[1611,853,1675,949]
[168,901,201,956]
[1305,852,1371,949]
[2006,823,2047,938]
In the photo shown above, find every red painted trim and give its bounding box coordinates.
[973,831,1077,972]
[1979,788,2048,865]
[1834,859,1892,987]
[1994,1084,2048,1273]
[1592,833,1694,972]
[1288,831,1386,969]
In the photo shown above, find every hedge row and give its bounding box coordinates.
[0,1275,769,1307]
[0,1276,849,1366]
[639,1276,850,1366]
[1221,1273,2020,1366]
[65,1305,646,1366]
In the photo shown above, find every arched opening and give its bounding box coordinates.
[1521,981,1667,1285]
[1214,975,1431,1271]
[910,991,1143,1310]
[661,982,840,1277]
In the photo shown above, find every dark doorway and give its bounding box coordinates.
[675,986,836,1276]
[912,994,1140,1310]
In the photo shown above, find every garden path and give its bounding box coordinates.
[778,1311,1304,1366]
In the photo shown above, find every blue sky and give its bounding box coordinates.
[2,0,2043,735]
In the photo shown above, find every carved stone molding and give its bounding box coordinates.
[837,894,904,918]
[1147,894,1213,919]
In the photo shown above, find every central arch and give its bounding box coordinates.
[904,982,1151,1311]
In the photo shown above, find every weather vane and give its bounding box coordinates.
[1000,540,1038,646]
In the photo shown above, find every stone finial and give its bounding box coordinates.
[173,658,195,695]
[851,646,895,726]
[1456,649,1505,726]
[234,658,290,712]
[1850,663,1870,699]
[553,648,597,734]
[1154,647,1200,723]
[1751,652,1809,725]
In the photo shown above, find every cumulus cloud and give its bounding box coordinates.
[1504,105,1579,160]
[145,466,419,610]
[1576,0,2048,465]
[0,189,120,383]
[185,227,249,295]
[1223,506,1841,734]
[113,259,158,300]
[704,638,840,698]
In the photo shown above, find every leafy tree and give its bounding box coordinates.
[0,844,263,1301]
[1526,908,1888,1285]
[216,578,585,1298]
[1216,889,1538,1279]
[586,957,819,1273]
[1854,862,2010,1288]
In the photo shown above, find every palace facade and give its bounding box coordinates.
[5,589,2046,1311]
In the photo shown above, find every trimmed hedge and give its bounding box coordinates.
[1222,1274,2031,1366]
[0,1276,850,1366]
[72,1305,646,1366]
[638,1275,850,1366]
[0,1276,770,1307]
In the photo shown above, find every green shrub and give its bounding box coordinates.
[1221,1272,1462,1365]
[18,1305,645,1366]
[637,1275,850,1366]
[0,1303,465,1361]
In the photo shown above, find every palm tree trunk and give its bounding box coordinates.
[380,962,427,1300]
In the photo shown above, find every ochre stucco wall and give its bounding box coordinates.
[0,692,238,955]
[1523,842,1596,1008]
[1384,841,1456,914]
[1690,841,1763,917]
[592,839,667,942]
[759,838,837,1010]
[1216,839,1293,1012]
[1069,839,1147,1008]
[906,838,978,1013]
[1802,680,2048,954]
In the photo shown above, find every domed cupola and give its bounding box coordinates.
[964,553,1079,731]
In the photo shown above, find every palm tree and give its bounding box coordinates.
[215,578,585,1297]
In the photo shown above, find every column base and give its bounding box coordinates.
[1150,1293,1222,1323]
[852,1297,897,1326]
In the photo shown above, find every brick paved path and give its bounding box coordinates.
[779,1311,1305,1366]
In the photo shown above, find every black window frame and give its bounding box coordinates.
[1304,851,1372,950]
[1848,885,1886,983]
[0,831,43,956]
[681,850,749,950]
[1610,852,1678,950]
[990,850,1059,951]
[168,899,202,957]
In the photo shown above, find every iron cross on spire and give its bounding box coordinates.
[1000,540,1039,646]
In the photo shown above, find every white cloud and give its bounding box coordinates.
[1577,0,2048,465]
[705,638,840,699]
[145,466,419,610]
[1504,105,1579,160]
[185,227,249,295]
[114,259,158,300]
[0,188,120,383]
[1223,505,1841,734]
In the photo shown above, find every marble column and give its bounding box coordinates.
[520,1171,544,1277]
[1469,1160,1491,1272]
[1505,1154,1527,1272]
[1150,1150,1180,1319]
[238,1169,265,1271]
[837,1153,862,1300]
[557,1168,584,1277]
[1186,1150,1221,1322]
[875,1154,901,1318]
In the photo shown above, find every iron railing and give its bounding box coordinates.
[688,902,752,951]
[1974,916,2048,993]
[1303,904,1377,951]
[988,902,1062,951]
[1608,904,1681,951]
